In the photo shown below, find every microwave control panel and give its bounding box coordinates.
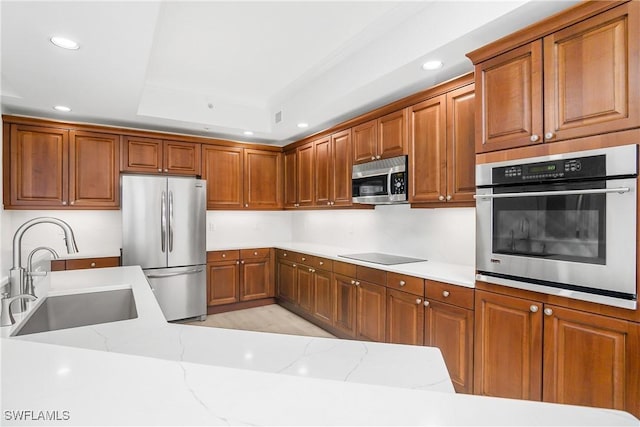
[390,172,406,195]
[492,155,606,185]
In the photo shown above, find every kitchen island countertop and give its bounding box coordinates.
[1,266,637,426]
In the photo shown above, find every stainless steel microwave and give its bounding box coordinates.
[352,155,408,204]
[475,144,638,310]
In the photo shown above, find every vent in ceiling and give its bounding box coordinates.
[275,110,282,124]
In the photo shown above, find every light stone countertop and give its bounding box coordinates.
[1,266,638,426]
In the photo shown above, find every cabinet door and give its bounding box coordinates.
[386,289,424,346]
[297,142,314,207]
[475,41,543,153]
[446,84,476,203]
[163,140,200,175]
[356,281,386,342]
[69,131,119,208]
[352,119,377,164]
[543,2,639,143]
[207,261,239,306]
[334,274,357,337]
[425,301,474,394]
[240,258,270,301]
[277,259,297,305]
[121,136,163,173]
[296,265,314,312]
[8,124,68,207]
[474,290,543,400]
[378,108,408,159]
[313,136,332,207]
[313,269,333,325]
[331,129,352,207]
[543,305,640,416]
[244,149,282,209]
[202,145,243,209]
[409,95,446,203]
[284,149,298,208]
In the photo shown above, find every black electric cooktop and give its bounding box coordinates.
[338,252,426,265]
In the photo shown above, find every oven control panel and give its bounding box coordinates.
[492,155,606,184]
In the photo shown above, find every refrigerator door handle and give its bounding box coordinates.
[161,191,167,253]
[146,267,204,279]
[169,190,174,252]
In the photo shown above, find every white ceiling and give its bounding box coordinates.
[1,1,579,146]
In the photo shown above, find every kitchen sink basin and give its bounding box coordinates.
[12,288,138,336]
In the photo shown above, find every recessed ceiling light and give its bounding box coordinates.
[422,60,443,70]
[243,131,254,136]
[50,36,79,50]
[297,123,309,129]
[53,105,72,112]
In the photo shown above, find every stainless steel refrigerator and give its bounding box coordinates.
[121,174,207,321]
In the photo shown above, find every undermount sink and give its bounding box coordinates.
[12,288,138,336]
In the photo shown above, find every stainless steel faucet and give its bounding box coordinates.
[25,247,60,297]
[8,217,78,313]
[1,293,36,327]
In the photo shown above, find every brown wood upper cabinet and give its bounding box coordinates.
[409,83,475,205]
[4,123,119,209]
[352,109,408,164]
[474,289,640,417]
[471,1,639,153]
[202,145,282,210]
[287,130,352,208]
[121,136,201,175]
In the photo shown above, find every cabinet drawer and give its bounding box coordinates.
[311,257,332,271]
[65,257,120,270]
[387,272,424,296]
[207,250,239,262]
[357,266,386,286]
[240,248,270,259]
[277,249,305,263]
[426,280,474,309]
[334,261,356,277]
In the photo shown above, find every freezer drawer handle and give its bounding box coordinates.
[146,268,204,279]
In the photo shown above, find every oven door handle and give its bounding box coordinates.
[474,187,631,200]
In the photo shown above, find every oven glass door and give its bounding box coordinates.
[493,181,606,265]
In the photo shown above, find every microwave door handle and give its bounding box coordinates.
[388,172,392,197]
[474,187,631,200]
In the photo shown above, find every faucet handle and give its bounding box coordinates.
[1,293,36,327]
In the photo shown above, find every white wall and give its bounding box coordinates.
[292,204,475,266]
[206,210,293,249]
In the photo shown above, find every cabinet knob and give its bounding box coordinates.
[253,251,258,256]
[70,200,75,205]
[371,156,376,161]
[351,280,356,285]
[446,195,451,201]
[399,280,406,286]
[319,261,323,266]
[438,195,445,201]
[90,262,96,268]
[529,305,539,313]
[236,261,240,265]
[244,204,249,208]
[292,264,297,268]
[240,260,245,264]
[301,257,306,261]
[164,168,169,172]
[62,201,67,206]
[442,290,450,298]
[330,201,335,206]
[544,308,553,316]
[283,253,287,257]
[222,253,226,258]
[416,298,422,304]
[544,132,555,140]
[355,281,360,286]
[423,300,430,307]
[310,268,315,273]
[158,168,162,172]
[327,201,331,206]
[376,155,381,160]
[530,134,540,142]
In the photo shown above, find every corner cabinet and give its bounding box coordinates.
[202,145,282,210]
[4,123,119,209]
[470,1,639,153]
[409,82,475,205]
[474,289,640,417]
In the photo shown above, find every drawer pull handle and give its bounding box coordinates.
[90,262,96,268]
[302,257,306,261]
[442,290,450,298]
[399,280,406,286]
[319,261,323,266]
[254,251,258,256]
[222,253,226,258]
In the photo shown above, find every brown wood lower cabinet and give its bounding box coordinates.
[333,273,357,337]
[474,289,640,417]
[356,281,386,342]
[386,288,424,346]
[207,249,273,309]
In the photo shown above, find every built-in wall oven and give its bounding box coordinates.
[476,144,638,310]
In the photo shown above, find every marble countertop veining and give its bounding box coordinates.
[2,266,638,426]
